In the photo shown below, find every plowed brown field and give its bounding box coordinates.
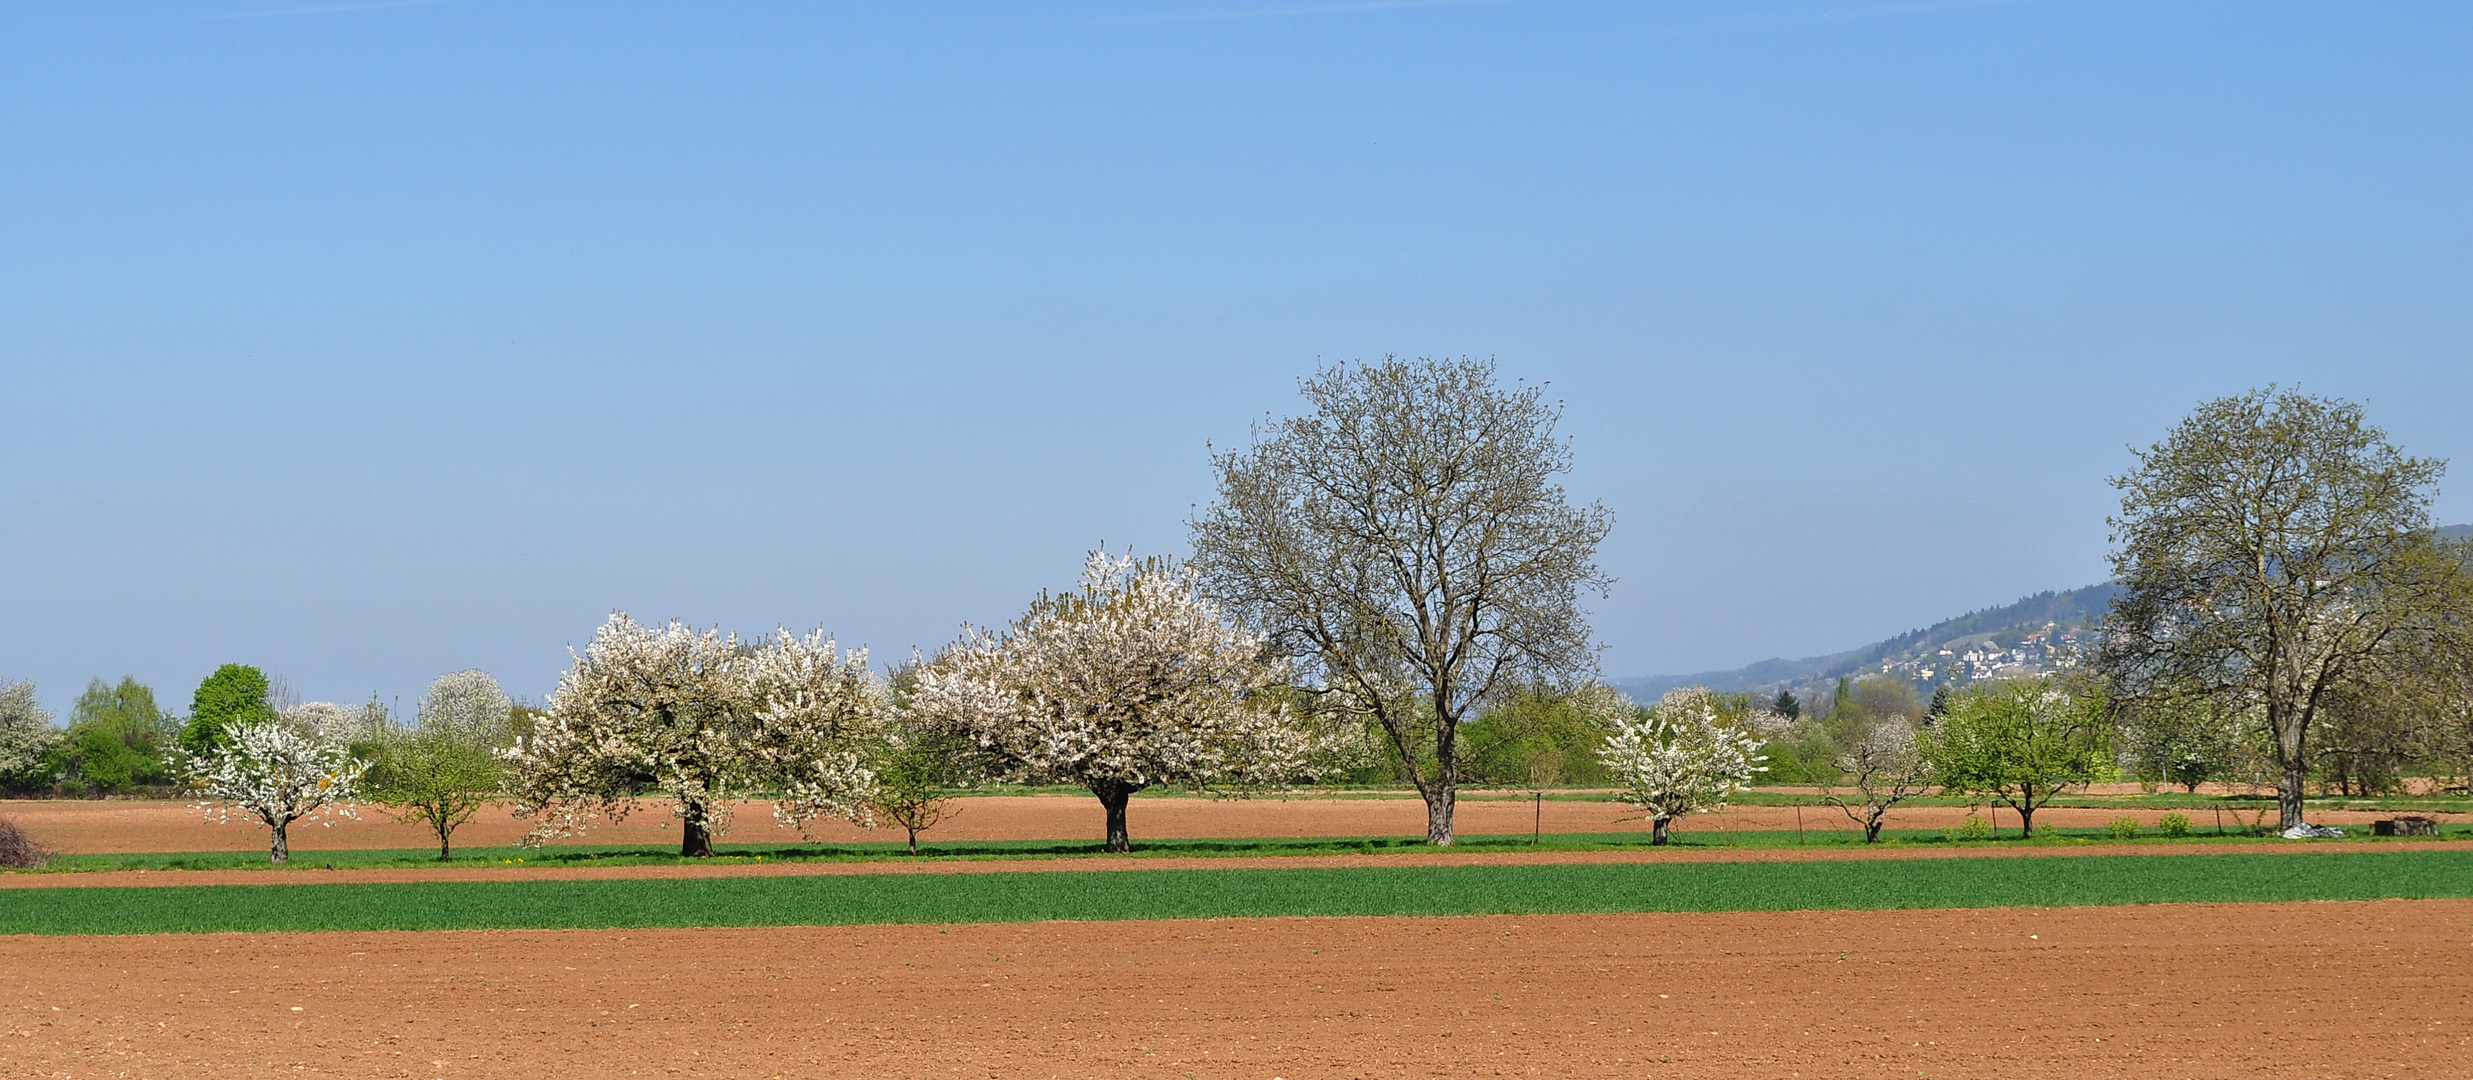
[3,794,2445,856]
[6,901,2467,1079]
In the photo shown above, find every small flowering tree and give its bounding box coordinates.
[914,552,1309,852]
[189,721,370,863]
[1822,717,1935,843]
[502,614,883,857]
[1599,686,1767,845]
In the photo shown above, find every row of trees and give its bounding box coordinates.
[11,370,2466,857]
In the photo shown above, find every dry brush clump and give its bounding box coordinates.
[0,815,50,869]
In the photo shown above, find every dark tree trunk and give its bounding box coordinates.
[1863,816,1885,844]
[437,831,452,861]
[681,810,714,858]
[1651,815,1671,846]
[2017,802,2036,839]
[906,825,920,856]
[270,820,290,864]
[1424,784,1457,846]
[2277,707,2310,831]
[1093,781,1139,853]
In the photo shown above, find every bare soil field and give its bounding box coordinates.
[2,794,2449,856]
[5,900,2465,1078]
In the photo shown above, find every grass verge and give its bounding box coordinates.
[24,822,2473,875]
[6,849,2471,936]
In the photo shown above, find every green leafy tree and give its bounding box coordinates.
[365,671,514,859]
[1458,683,1628,787]
[1771,690,1801,721]
[184,664,276,756]
[367,730,501,860]
[1925,678,2111,838]
[55,677,178,792]
[2102,388,2465,831]
[867,729,969,855]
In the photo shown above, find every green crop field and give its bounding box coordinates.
[6,848,2472,936]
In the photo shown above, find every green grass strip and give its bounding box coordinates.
[7,849,2473,936]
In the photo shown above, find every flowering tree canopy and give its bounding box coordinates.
[914,552,1308,852]
[0,679,59,789]
[418,669,513,744]
[1823,717,1935,843]
[189,721,370,863]
[502,613,883,857]
[1599,686,1767,845]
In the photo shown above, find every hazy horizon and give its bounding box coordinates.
[6,2,2469,717]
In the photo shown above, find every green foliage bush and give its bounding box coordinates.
[2107,815,2142,839]
[1947,814,1992,842]
[2157,812,2193,838]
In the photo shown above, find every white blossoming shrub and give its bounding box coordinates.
[913,551,1309,852]
[501,614,883,857]
[1599,686,1768,845]
[189,721,370,863]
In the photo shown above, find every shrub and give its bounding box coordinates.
[1947,814,1992,842]
[2157,812,2192,838]
[2107,815,2142,839]
[0,816,49,869]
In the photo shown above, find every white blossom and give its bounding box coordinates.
[417,670,513,744]
[501,613,883,855]
[1599,686,1768,844]
[189,720,369,863]
[0,679,59,784]
[912,552,1309,851]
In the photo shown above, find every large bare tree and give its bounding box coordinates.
[2101,388,2460,832]
[1189,356,1613,844]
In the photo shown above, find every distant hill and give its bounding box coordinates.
[1615,523,2472,707]
[1612,583,2120,705]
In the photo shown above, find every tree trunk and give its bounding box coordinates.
[1651,815,1671,846]
[270,820,290,864]
[1863,815,1884,844]
[2278,715,2309,831]
[681,810,714,858]
[906,825,920,856]
[1423,784,1456,846]
[437,829,452,861]
[2017,802,2035,839]
[1093,781,1138,853]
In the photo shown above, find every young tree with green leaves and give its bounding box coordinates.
[365,671,515,860]
[1925,678,2111,838]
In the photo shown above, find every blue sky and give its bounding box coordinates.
[4,0,2469,716]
